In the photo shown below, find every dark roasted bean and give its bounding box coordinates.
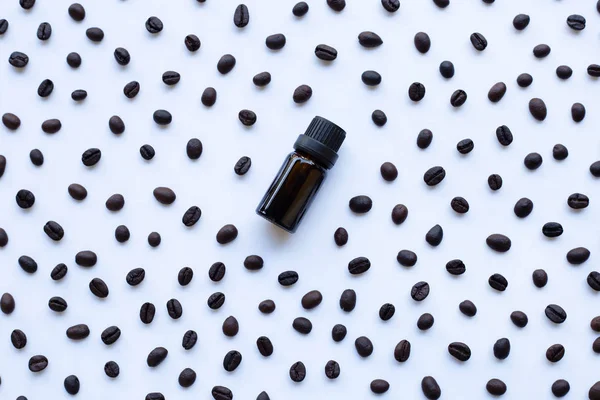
[212,386,233,400]
[590,382,600,400]
[355,336,374,357]
[293,2,309,16]
[222,316,239,337]
[302,290,322,309]
[186,138,203,160]
[450,197,469,213]
[37,79,54,97]
[517,73,533,87]
[181,206,201,227]
[101,326,121,345]
[542,222,563,238]
[18,255,38,273]
[488,82,506,102]
[380,162,398,181]
[43,221,64,241]
[258,299,275,314]
[532,269,548,288]
[66,324,90,340]
[459,300,477,317]
[361,70,381,86]
[1,293,15,314]
[493,338,510,359]
[332,324,347,342]
[371,379,390,394]
[391,204,408,224]
[421,376,441,399]
[327,0,346,11]
[358,31,383,48]
[2,113,21,130]
[139,144,155,161]
[334,227,348,246]
[9,52,29,68]
[66,52,82,68]
[457,139,474,154]
[48,296,68,312]
[178,368,196,388]
[417,129,433,149]
[588,272,600,291]
[417,313,434,330]
[394,340,411,362]
[256,336,273,356]
[244,255,263,270]
[408,82,426,102]
[448,342,471,361]
[486,379,507,396]
[238,110,257,126]
[86,27,104,42]
[513,14,530,30]
[588,64,600,77]
[524,152,543,170]
[20,0,35,9]
[146,393,165,400]
[533,44,551,58]
[293,84,312,103]
[591,161,600,177]
[349,195,372,213]
[529,98,547,121]
[486,234,511,252]
[546,344,565,362]
[140,302,155,324]
[0,19,7,35]
[89,278,109,298]
[371,110,387,126]
[145,16,163,33]
[50,264,68,280]
[289,361,306,382]
[379,303,395,321]
[278,270,298,286]
[553,144,568,160]
[414,32,431,53]
[397,250,417,267]
[41,119,61,134]
[446,259,466,275]
[411,281,430,301]
[234,156,251,175]
[489,273,508,291]
[566,246,590,264]
[470,32,487,51]
[223,350,242,372]
[162,71,180,85]
[567,14,586,30]
[450,90,467,107]
[571,103,586,122]
[166,298,182,319]
[552,379,570,397]
[0,227,6,247]
[184,34,200,52]
[68,3,86,21]
[71,89,87,101]
[29,355,48,372]
[265,34,286,50]
[217,54,236,74]
[216,224,238,244]
[425,224,443,246]
[324,360,340,380]
[108,116,125,134]
[178,267,194,286]
[592,317,600,332]
[112,48,131,66]
[35,22,52,41]
[182,330,198,350]
[253,72,271,87]
[423,166,445,186]
[126,268,145,286]
[152,109,171,125]
[11,329,27,349]
[315,44,337,61]
[147,347,168,367]
[510,311,528,328]
[68,184,87,200]
[233,4,250,28]
[16,189,35,209]
[106,194,124,211]
[339,289,357,311]
[208,292,226,310]
[439,61,454,78]
[153,187,176,205]
[514,197,533,218]
[29,149,44,166]
[381,0,400,12]
[545,304,567,323]
[348,257,370,275]
[292,317,312,334]
[82,148,101,166]
[201,87,217,106]
[567,193,589,209]
[556,65,572,80]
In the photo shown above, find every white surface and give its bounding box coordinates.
[1,0,600,399]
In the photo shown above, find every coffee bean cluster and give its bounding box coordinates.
[1,0,600,399]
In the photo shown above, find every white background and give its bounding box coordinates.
[1,0,600,399]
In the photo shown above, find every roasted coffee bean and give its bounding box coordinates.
[397,250,417,267]
[439,61,454,78]
[123,81,140,98]
[29,355,48,372]
[1,293,15,314]
[201,87,217,106]
[486,234,511,252]
[588,272,600,291]
[293,317,312,334]
[417,129,433,149]
[86,27,104,42]
[289,361,306,382]
[48,296,68,312]
[514,197,533,218]
[258,299,275,314]
[567,193,589,210]
[533,44,551,58]
[552,379,570,397]
[178,368,196,388]
[153,110,172,125]
[358,31,383,48]
[43,221,64,241]
[524,152,543,170]
[446,259,466,275]
[293,84,312,103]
[0,19,7,35]
[68,3,86,21]
[450,197,469,214]
[66,52,82,68]
[371,379,390,394]
[19,0,35,9]
[421,376,441,399]
[223,350,242,372]
[327,0,346,11]
[2,113,21,130]
[591,382,600,400]
[552,144,569,160]
[265,34,286,50]
[371,110,387,126]
[470,32,487,51]
[486,379,507,396]
[186,138,203,160]
[334,227,348,246]
[179,207,201,228]
[417,313,434,330]
[256,336,273,356]
[146,393,165,400]
[29,149,44,166]
[433,0,449,7]
[381,0,400,12]
[126,268,145,286]
[105,194,125,212]
[457,139,474,154]
[424,166,445,186]
[162,71,180,85]
[147,347,168,367]
[425,224,443,246]
[567,14,586,30]
[9,52,29,68]
[566,246,590,264]
[108,116,125,135]
[324,360,340,380]
[166,298,183,319]
[448,342,471,361]
[450,90,467,107]
[513,13,530,30]
[379,303,395,321]
[293,2,309,16]
[75,250,97,267]
[546,344,565,362]
[331,324,347,342]
[489,273,508,291]
[89,278,109,298]
[348,257,371,275]
[36,22,52,41]
[66,324,90,340]
[315,44,337,61]
[233,156,251,175]
[216,224,238,245]
[217,54,236,74]
[223,316,239,337]
[82,148,101,167]
[37,79,54,97]
[145,16,163,33]
[184,34,200,52]
[212,386,233,400]
[11,329,27,349]
[208,292,226,310]
[459,300,477,317]
[545,304,567,323]
[101,326,121,345]
[50,263,68,280]
[361,70,382,86]
[591,161,600,177]
[488,82,506,102]
[238,110,257,126]
[517,73,533,87]
[153,187,176,205]
[355,336,374,357]
[510,311,528,328]
[408,82,426,101]
[411,281,430,301]
[233,4,250,28]
[349,195,372,213]
[592,317,600,332]
[414,32,431,53]
[244,255,264,271]
[18,255,38,273]
[493,338,510,359]
[380,162,398,181]
[182,330,198,350]
[588,64,600,77]
[532,269,548,288]
[0,227,7,247]
[391,204,408,224]
[339,289,357,311]
[253,72,271,87]
[71,89,87,101]
[140,302,156,324]
[41,118,61,134]
[278,271,298,286]
[176,267,193,286]
[571,102,586,122]
[556,65,572,80]
[542,222,563,238]
[529,98,548,121]
[394,340,411,362]
[0,155,6,177]
[139,144,155,161]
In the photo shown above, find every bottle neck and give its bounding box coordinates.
[293,134,338,169]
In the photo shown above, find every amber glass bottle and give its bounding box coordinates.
[256,116,346,233]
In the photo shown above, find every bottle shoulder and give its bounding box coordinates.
[287,151,328,173]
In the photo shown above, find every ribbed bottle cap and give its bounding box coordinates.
[294,116,346,169]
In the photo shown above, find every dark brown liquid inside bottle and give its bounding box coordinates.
[256,152,327,233]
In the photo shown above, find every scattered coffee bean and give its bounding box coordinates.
[381,0,400,12]
[552,379,570,397]
[411,281,430,301]
[208,292,226,310]
[417,129,433,149]
[424,166,446,186]
[486,379,507,396]
[182,330,198,350]
[425,224,443,246]
[146,393,165,400]
[556,65,572,80]
[201,88,217,106]
[450,89,467,107]
[234,156,251,175]
[349,195,372,213]
[348,257,371,275]
[1,293,15,314]
[362,70,382,86]
[542,222,563,238]
[152,109,171,125]
[293,2,309,16]
[140,302,156,324]
[293,317,313,334]
[293,84,312,103]
[29,355,48,372]
[334,227,348,246]
[571,102,586,122]
[513,14,530,30]
[414,32,431,53]
[238,110,257,126]
[217,54,236,74]
[417,313,434,330]
[66,324,90,340]
[546,343,565,363]
[371,379,390,394]
[101,326,121,345]
[89,278,109,298]
[265,34,286,50]
[567,193,589,209]
[126,268,145,286]
[186,138,203,160]
[106,194,124,211]
[37,79,54,97]
[75,250,96,267]
[591,161,600,177]
[517,73,533,87]
[532,269,548,288]
[244,255,264,270]
[71,89,87,101]
[66,52,82,68]
[394,340,411,362]
[147,347,168,367]
[86,27,104,42]
[325,360,341,379]
[139,144,155,161]
[177,266,194,286]
[552,144,568,160]
[448,342,471,361]
[456,138,474,154]
[178,368,196,388]
[234,4,250,28]
[259,299,275,314]
[216,224,238,244]
[82,148,101,167]
[533,44,551,58]
[11,329,27,349]
[397,250,417,267]
[48,296,68,312]
[18,255,38,273]
[50,264,68,280]
[43,220,63,241]
[488,82,506,102]
[493,338,510,359]
[510,311,528,327]
[212,386,233,400]
[184,34,200,52]
[0,19,7,35]
[289,361,306,382]
[592,317,600,332]
[332,324,347,342]
[421,376,441,400]
[380,162,398,181]
[408,82,426,101]
[339,289,357,311]
[459,300,477,317]
[470,32,487,51]
[450,197,469,214]
[446,259,466,275]
[566,246,590,264]
[315,44,337,61]
[358,31,383,48]
[529,98,547,121]
[2,113,21,130]
[223,350,242,372]
[379,303,395,321]
[108,116,125,134]
[587,272,600,291]
[145,16,163,33]
[524,152,543,170]
[590,382,600,400]
[439,61,455,78]
[28,149,43,166]
[223,316,239,337]
[253,72,271,87]
[355,336,374,357]
[9,52,29,68]
[256,336,273,356]
[153,187,176,205]
[514,197,533,218]
[588,64,600,77]
[278,270,299,287]
[68,3,86,21]
[545,304,567,323]
[166,299,182,319]
[567,14,586,30]
[489,273,508,291]
[391,204,408,224]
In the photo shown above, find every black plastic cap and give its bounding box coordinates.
[294,116,346,169]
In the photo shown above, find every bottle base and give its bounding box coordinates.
[255,209,296,233]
